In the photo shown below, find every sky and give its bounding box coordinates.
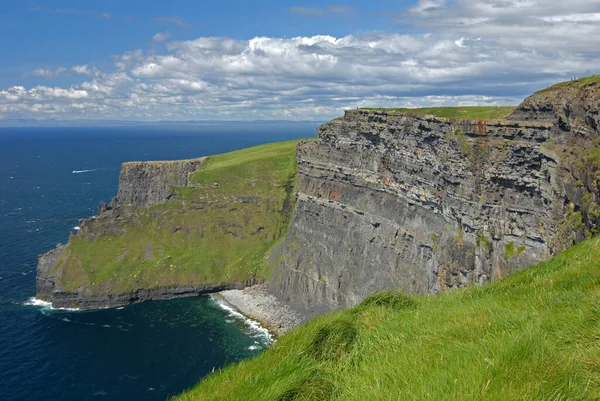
[1,0,599,121]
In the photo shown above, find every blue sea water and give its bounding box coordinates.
[0,123,316,401]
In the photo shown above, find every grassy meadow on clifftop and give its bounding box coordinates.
[55,139,303,294]
[176,237,600,401]
[361,106,516,120]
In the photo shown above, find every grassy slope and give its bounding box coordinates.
[360,106,516,120]
[536,74,600,93]
[56,139,303,294]
[176,237,600,401]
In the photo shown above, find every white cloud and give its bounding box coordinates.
[5,1,600,121]
[28,65,99,79]
[30,68,66,78]
[71,65,99,77]
[454,38,466,48]
[153,31,171,42]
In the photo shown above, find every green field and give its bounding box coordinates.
[54,139,303,294]
[360,106,516,120]
[175,237,600,400]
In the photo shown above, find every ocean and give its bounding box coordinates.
[0,123,316,401]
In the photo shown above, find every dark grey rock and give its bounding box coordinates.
[110,157,205,207]
[46,278,261,310]
[269,87,600,319]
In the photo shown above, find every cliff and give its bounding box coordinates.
[110,158,205,207]
[36,77,600,315]
[36,140,300,309]
[268,78,600,317]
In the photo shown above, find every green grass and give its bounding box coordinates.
[536,74,600,93]
[54,139,304,294]
[360,106,516,120]
[175,237,600,400]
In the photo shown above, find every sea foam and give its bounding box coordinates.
[210,295,274,344]
[23,297,52,307]
[72,169,98,174]
[23,297,82,311]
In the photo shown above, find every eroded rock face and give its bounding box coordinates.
[36,244,66,302]
[111,158,205,207]
[269,87,600,318]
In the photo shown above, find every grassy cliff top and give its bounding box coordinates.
[175,236,600,400]
[536,74,600,94]
[55,139,303,294]
[359,106,516,120]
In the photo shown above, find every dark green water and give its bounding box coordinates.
[0,123,315,400]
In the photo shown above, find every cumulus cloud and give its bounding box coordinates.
[4,1,600,121]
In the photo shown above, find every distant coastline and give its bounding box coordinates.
[0,118,325,128]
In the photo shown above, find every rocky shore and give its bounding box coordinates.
[216,284,304,337]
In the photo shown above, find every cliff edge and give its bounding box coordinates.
[268,77,600,318]
[37,140,300,309]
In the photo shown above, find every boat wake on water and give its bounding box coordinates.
[72,169,100,174]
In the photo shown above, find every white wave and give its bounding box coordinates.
[23,297,82,311]
[24,297,52,307]
[73,226,81,231]
[247,345,260,351]
[59,306,83,312]
[72,169,98,174]
[210,295,274,344]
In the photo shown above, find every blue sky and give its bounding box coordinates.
[1,0,600,121]
[1,0,406,88]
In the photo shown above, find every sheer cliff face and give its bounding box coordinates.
[111,158,205,207]
[270,88,600,317]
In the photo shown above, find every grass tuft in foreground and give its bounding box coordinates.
[360,106,516,120]
[55,139,303,294]
[175,237,600,400]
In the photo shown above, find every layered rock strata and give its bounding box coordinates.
[111,157,205,207]
[269,85,600,318]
